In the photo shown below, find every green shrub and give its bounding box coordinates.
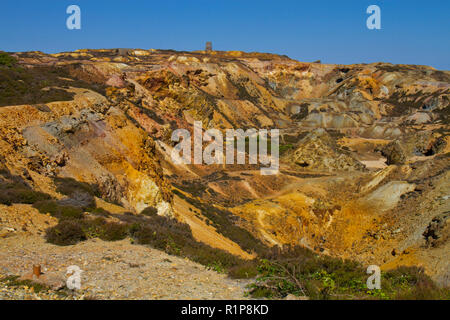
[89,207,111,217]
[33,200,59,214]
[250,287,275,298]
[279,144,294,155]
[100,222,129,241]
[385,266,450,300]
[33,200,84,219]
[60,206,84,219]
[207,261,226,274]
[1,275,48,293]
[246,246,450,300]
[45,220,87,246]
[54,177,100,197]
[0,183,51,205]
[228,261,259,279]
[81,217,105,239]
[0,62,106,107]
[0,52,17,67]
[140,206,158,216]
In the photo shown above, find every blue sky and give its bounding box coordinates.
[0,0,449,69]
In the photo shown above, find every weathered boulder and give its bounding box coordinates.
[291,129,365,172]
[382,140,406,164]
[423,212,449,247]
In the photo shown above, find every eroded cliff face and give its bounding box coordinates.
[0,68,172,216]
[0,49,449,285]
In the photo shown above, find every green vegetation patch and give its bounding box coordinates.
[54,177,100,198]
[246,246,450,300]
[45,219,87,246]
[0,60,106,107]
[0,182,51,206]
[33,200,84,219]
[0,52,17,67]
[0,275,72,298]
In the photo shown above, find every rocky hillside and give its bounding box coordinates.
[0,48,448,297]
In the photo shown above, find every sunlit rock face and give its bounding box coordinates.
[0,49,449,285]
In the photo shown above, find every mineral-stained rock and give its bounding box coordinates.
[106,75,125,88]
[364,181,416,212]
[290,129,365,172]
[0,227,16,238]
[382,140,406,164]
[423,212,449,247]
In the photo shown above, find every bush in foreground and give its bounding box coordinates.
[246,247,450,300]
[45,220,87,246]
[33,200,84,219]
[0,182,51,206]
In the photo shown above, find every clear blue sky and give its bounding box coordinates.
[0,0,449,69]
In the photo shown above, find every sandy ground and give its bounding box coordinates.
[0,235,250,300]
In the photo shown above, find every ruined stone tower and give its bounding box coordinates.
[205,41,212,52]
[117,48,131,56]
